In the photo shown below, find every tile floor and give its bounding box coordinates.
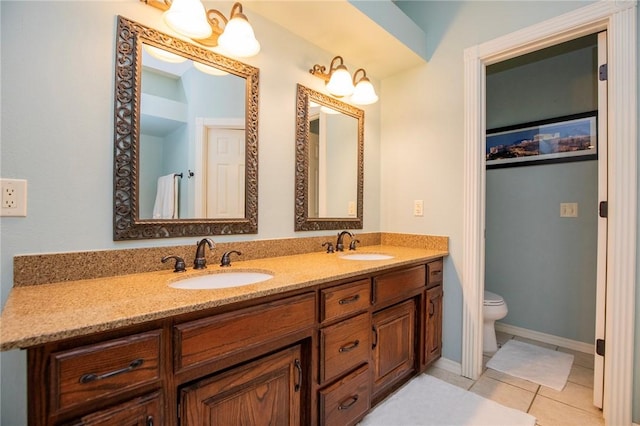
[425,331,604,426]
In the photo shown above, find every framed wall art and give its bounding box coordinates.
[486,111,597,169]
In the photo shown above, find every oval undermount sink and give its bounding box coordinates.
[340,253,394,261]
[169,271,274,290]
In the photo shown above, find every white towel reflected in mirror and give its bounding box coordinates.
[152,174,178,219]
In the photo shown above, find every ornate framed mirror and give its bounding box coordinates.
[294,84,364,231]
[113,16,259,240]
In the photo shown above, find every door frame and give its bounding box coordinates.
[461,2,636,425]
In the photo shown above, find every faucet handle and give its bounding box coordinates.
[161,255,186,273]
[322,242,335,253]
[349,239,360,250]
[220,250,242,267]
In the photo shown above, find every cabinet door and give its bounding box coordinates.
[424,285,443,366]
[179,345,303,426]
[371,300,415,397]
[67,392,161,426]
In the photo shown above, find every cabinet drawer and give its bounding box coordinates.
[427,259,443,288]
[319,312,370,384]
[373,265,425,305]
[51,330,161,413]
[320,279,370,323]
[319,365,370,426]
[175,292,315,372]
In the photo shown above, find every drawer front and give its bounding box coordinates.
[321,279,371,323]
[51,330,162,412]
[175,292,316,372]
[427,259,444,288]
[320,313,370,384]
[319,365,370,426]
[373,265,426,305]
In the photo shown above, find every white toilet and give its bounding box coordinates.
[483,290,508,354]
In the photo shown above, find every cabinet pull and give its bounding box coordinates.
[338,294,360,305]
[431,270,441,276]
[294,359,302,392]
[429,299,435,316]
[338,340,360,353]
[79,358,144,384]
[338,394,359,410]
[372,325,378,349]
[146,416,154,426]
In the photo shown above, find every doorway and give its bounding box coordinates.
[461,2,636,425]
[484,33,603,405]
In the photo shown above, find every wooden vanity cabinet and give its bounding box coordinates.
[25,259,444,426]
[423,259,444,368]
[370,264,428,401]
[178,344,303,426]
[317,279,371,426]
[27,326,166,426]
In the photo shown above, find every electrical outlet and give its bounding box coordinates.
[348,201,356,216]
[414,200,424,217]
[1,179,27,217]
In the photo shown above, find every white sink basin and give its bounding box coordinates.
[340,253,394,261]
[169,271,273,290]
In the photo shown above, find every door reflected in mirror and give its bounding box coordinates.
[295,84,364,231]
[139,44,246,220]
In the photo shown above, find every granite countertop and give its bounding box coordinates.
[0,245,447,351]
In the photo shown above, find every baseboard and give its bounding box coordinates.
[495,322,594,354]
[432,357,462,375]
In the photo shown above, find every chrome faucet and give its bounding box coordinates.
[336,231,354,252]
[194,238,215,269]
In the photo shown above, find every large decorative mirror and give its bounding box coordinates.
[113,16,259,240]
[295,84,364,231]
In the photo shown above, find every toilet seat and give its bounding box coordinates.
[484,290,505,306]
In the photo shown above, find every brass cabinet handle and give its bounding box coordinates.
[338,294,360,305]
[146,416,154,426]
[429,299,435,316]
[338,340,360,353]
[338,394,359,410]
[79,358,144,384]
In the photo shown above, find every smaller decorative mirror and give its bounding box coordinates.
[295,84,364,231]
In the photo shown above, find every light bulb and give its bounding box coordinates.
[163,0,212,39]
[218,16,260,58]
[351,77,378,105]
[326,65,354,97]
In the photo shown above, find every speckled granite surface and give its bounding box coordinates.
[2,234,448,351]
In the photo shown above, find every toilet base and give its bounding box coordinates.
[483,320,499,354]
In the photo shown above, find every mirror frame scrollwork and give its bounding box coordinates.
[294,84,364,231]
[113,16,259,240]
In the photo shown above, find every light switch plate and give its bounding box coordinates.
[414,200,424,217]
[560,202,578,218]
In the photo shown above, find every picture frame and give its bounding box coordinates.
[486,111,597,169]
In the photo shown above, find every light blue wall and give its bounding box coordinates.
[0,2,383,423]
[391,0,637,421]
[485,36,598,344]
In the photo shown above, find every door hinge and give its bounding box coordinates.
[599,201,608,218]
[596,339,605,356]
[599,64,608,81]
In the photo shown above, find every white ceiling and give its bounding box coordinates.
[243,0,427,79]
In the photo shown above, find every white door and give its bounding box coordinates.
[205,128,245,218]
[592,30,608,409]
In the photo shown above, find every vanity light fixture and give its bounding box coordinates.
[309,56,378,105]
[142,0,261,58]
